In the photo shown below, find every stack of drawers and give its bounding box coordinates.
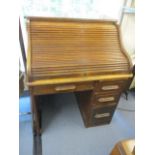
[76,80,128,127]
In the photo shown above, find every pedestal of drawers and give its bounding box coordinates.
[76,80,127,127]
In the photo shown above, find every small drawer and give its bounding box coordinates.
[94,112,110,118]
[94,80,127,93]
[91,105,116,126]
[97,97,115,103]
[91,93,120,105]
[32,82,94,95]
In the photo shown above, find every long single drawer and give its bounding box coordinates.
[94,80,128,94]
[90,104,116,126]
[31,82,94,95]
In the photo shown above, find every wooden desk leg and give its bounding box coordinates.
[30,94,41,135]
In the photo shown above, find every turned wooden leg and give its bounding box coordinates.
[30,94,41,136]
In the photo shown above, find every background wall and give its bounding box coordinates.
[21,0,124,20]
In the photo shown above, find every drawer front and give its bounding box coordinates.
[91,105,116,126]
[91,92,120,106]
[32,82,94,95]
[94,80,127,94]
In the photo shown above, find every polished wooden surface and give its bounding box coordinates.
[27,17,132,83]
[28,73,132,86]
[110,139,135,155]
[26,17,133,135]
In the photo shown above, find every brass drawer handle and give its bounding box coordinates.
[94,113,110,118]
[55,85,76,91]
[101,85,119,91]
[98,97,115,103]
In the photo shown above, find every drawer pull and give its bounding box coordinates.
[55,85,76,91]
[101,85,119,90]
[98,97,115,103]
[94,113,110,118]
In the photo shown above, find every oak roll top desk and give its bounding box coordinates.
[26,17,133,135]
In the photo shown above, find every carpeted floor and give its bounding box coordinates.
[41,92,135,155]
[19,115,33,155]
[19,95,33,155]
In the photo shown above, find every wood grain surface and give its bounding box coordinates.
[26,17,132,84]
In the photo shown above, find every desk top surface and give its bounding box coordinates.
[27,17,132,85]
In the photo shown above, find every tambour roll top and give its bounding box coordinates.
[26,17,132,84]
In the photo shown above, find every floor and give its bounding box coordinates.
[19,94,33,155]
[19,91,135,155]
